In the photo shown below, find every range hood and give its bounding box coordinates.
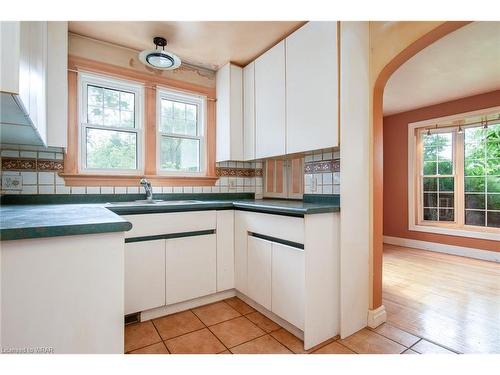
[0,92,45,146]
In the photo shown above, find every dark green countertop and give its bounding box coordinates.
[0,194,340,241]
[0,204,133,241]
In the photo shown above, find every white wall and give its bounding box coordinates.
[339,21,371,338]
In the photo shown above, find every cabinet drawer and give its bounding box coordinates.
[123,211,217,239]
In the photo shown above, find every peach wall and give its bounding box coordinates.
[383,90,500,252]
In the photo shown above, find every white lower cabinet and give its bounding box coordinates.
[124,240,166,315]
[271,243,305,330]
[165,234,217,305]
[247,236,272,310]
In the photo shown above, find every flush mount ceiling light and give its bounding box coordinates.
[138,37,181,70]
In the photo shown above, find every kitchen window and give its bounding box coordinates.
[79,73,144,173]
[409,108,500,240]
[157,89,206,175]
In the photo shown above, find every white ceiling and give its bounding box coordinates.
[68,21,305,70]
[383,22,500,116]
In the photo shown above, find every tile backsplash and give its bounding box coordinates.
[0,146,263,197]
[303,149,340,195]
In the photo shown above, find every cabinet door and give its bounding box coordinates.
[286,21,338,153]
[165,234,217,305]
[272,243,305,329]
[247,236,272,310]
[255,41,286,159]
[243,62,255,161]
[124,240,166,315]
[216,210,234,291]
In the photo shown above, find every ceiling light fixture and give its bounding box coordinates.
[138,37,181,70]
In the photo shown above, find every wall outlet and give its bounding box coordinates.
[2,175,23,190]
[311,176,317,192]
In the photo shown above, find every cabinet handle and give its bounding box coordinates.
[125,229,215,243]
[249,232,304,250]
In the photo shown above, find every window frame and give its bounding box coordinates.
[156,88,206,177]
[408,106,500,241]
[78,72,145,175]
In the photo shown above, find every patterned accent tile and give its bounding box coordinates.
[1,157,63,171]
[304,159,340,174]
[216,167,263,178]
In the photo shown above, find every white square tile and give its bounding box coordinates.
[255,177,263,187]
[55,173,65,185]
[322,151,333,160]
[244,186,254,193]
[228,161,236,168]
[38,152,55,159]
[333,185,340,194]
[183,186,193,193]
[305,154,314,163]
[304,185,313,194]
[163,186,173,193]
[333,150,340,159]
[313,152,322,161]
[237,186,244,192]
[21,172,37,185]
[38,185,54,194]
[333,172,340,185]
[55,153,64,160]
[193,186,202,193]
[127,186,139,194]
[211,186,220,193]
[1,150,19,157]
[38,172,55,185]
[202,186,212,193]
[71,186,86,194]
[114,187,127,194]
[236,177,244,186]
[322,185,333,194]
[55,185,71,194]
[100,186,114,194]
[152,186,162,194]
[87,187,100,194]
[255,162,263,169]
[314,174,323,186]
[304,174,313,186]
[173,187,183,193]
[219,186,229,193]
[21,185,38,194]
[219,177,228,186]
[20,151,37,158]
[322,173,333,185]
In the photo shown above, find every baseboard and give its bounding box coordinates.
[383,236,500,263]
[139,289,236,321]
[367,305,387,328]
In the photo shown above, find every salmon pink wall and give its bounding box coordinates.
[383,90,500,252]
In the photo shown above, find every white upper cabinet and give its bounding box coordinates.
[255,40,286,159]
[0,21,67,148]
[243,62,255,161]
[216,63,243,162]
[286,22,339,153]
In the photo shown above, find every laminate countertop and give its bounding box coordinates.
[0,194,340,241]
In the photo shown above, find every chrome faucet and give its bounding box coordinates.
[140,178,153,201]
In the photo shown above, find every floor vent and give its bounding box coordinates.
[124,313,140,325]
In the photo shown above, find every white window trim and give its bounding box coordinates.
[78,72,145,175]
[156,87,207,176]
[408,106,500,241]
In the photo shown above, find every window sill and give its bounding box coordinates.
[409,223,500,241]
[59,173,218,187]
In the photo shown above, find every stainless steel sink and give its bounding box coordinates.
[107,200,203,206]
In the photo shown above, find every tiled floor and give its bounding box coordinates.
[125,297,457,354]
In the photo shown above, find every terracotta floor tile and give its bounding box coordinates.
[311,341,356,354]
[230,335,292,354]
[402,349,419,354]
[209,316,265,348]
[270,328,307,354]
[124,321,162,353]
[129,342,169,354]
[245,311,281,333]
[153,310,205,340]
[339,328,406,354]
[224,297,256,315]
[374,323,420,348]
[165,328,227,354]
[192,301,241,326]
[411,340,456,354]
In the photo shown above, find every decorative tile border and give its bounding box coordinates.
[304,159,340,174]
[216,167,263,178]
[1,157,64,171]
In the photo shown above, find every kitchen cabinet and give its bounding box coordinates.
[216,63,243,162]
[0,21,67,147]
[124,240,166,315]
[243,62,255,160]
[247,235,272,310]
[216,210,235,291]
[286,21,339,153]
[165,234,217,305]
[255,40,286,159]
[272,242,305,330]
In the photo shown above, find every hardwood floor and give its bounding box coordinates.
[383,244,500,354]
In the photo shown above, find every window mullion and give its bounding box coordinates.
[456,131,465,227]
